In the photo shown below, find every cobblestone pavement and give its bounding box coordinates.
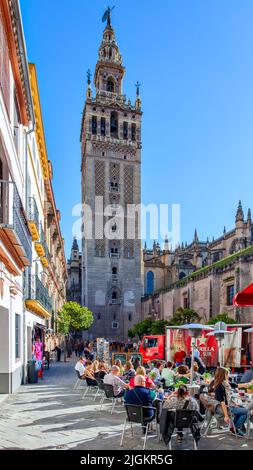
[0,356,252,450]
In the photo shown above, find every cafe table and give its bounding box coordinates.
[188,383,201,396]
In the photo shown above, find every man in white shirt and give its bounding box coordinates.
[75,357,86,378]
[103,365,129,397]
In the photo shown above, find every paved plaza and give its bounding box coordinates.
[0,357,252,451]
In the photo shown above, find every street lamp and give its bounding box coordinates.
[206,322,233,367]
[181,323,214,384]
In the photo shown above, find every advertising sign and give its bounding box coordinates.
[167,328,218,367]
[32,341,43,371]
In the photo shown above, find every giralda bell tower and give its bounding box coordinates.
[80,9,143,340]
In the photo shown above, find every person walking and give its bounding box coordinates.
[74,340,79,357]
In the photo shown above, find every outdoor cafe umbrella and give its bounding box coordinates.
[233,283,253,307]
[244,327,253,333]
[180,324,214,384]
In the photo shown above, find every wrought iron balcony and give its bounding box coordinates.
[35,223,50,268]
[28,197,39,241]
[25,274,52,318]
[0,180,32,267]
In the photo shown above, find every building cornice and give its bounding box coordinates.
[28,63,49,179]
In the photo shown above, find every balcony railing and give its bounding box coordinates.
[110,252,119,258]
[25,274,53,316]
[0,180,32,266]
[28,197,39,241]
[35,224,50,268]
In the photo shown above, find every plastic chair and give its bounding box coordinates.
[82,377,99,400]
[165,409,199,450]
[74,370,86,390]
[100,383,122,414]
[120,404,156,450]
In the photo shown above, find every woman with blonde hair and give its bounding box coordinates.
[129,366,155,389]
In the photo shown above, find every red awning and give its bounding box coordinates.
[233,283,253,307]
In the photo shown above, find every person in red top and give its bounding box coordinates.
[174,348,186,367]
[129,366,156,389]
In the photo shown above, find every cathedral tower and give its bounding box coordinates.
[80,11,142,340]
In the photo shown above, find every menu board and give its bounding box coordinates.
[112,353,127,365]
[128,353,143,365]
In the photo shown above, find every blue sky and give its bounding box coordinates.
[20,0,253,258]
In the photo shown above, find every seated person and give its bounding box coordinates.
[95,361,109,380]
[163,384,199,442]
[161,361,176,388]
[149,362,162,383]
[240,367,253,384]
[175,365,191,384]
[103,365,129,398]
[129,366,155,390]
[214,367,248,437]
[75,356,86,378]
[82,360,97,386]
[124,374,155,434]
[192,363,204,382]
[115,359,125,376]
[174,348,186,367]
[124,361,136,379]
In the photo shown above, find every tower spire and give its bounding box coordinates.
[247,208,252,224]
[95,9,124,95]
[236,200,244,223]
[194,228,199,243]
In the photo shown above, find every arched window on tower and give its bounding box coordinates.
[112,291,117,304]
[112,267,117,275]
[146,271,154,295]
[107,78,115,92]
[110,111,118,137]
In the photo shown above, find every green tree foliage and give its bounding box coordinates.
[128,319,153,339]
[57,302,94,334]
[128,319,171,339]
[169,308,201,325]
[128,309,201,340]
[150,320,170,334]
[207,313,237,325]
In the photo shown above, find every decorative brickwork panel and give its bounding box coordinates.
[123,240,134,259]
[95,160,105,196]
[95,240,105,257]
[124,165,134,205]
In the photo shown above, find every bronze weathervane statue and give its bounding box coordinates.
[102,6,115,27]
